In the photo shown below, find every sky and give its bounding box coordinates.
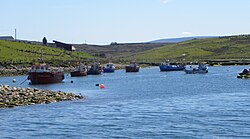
[0,0,250,44]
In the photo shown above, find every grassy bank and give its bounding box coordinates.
[134,35,250,62]
[0,40,93,66]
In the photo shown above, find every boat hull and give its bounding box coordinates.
[70,71,87,77]
[125,66,140,72]
[159,66,185,71]
[184,69,208,74]
[237,74,250,78]
[103,68,115,73]
[28,72,64,84]
[87,70,101,75]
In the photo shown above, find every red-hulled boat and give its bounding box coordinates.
[125,63,140,72]
[27,64,64,84]
[71,63,87,77]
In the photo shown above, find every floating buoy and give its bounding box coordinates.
[12,79,16,83]
[71,80,74,83]
[100,84,105,89]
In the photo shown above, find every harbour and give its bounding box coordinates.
[0,66,249,138]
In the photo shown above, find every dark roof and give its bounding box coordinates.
[53,40,75,51]
[0,36,14,40]
[53,40,72,46]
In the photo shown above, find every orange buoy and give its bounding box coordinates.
[100,84,105,89]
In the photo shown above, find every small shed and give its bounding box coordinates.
[0,36,14,41]
[53,40,76,51]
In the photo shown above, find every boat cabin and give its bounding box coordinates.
[105,63,115,69]
[30,64,49,72]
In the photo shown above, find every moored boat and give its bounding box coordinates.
[159,62,185,71]
[184,64,208,74]
[87,62,102,75]
[237,69,250,78]
[103,63,115,73]
[27,64,64,84]
[71,63,87,77]
[125,63,140,72]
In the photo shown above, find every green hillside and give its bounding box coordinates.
[0,40,93,66]
[135,35,250,62]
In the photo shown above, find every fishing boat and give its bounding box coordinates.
[125,63,140,72]
[87,62,102,75]
[70,63,87,77]
[27,64,64,84]
[237,69,250,78]
[159,62,185,71]
[184,64,208,74]
[103,63,115,73]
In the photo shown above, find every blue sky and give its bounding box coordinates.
[1,0,250,44]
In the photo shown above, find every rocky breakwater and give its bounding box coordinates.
[0,85,85,108]
[0,67,29,76]
[0,66,75,77]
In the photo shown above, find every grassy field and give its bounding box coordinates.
[74,43,168,63]
[0,40,93,66]
[1,34,250,66]
[134,35,250,63]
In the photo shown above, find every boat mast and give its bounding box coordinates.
[39,48,44,63]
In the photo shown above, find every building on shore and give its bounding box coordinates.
[0,36,14,41]
[53,40,76,51]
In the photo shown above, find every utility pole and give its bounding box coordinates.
[14,28,17,40]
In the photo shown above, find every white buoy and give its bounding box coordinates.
[12,79,16,83]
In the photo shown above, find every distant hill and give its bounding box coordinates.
[0,40,93,66]
[150,36,218,43]
[134,35,250,62]
[74,42,169,61]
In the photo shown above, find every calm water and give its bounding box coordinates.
[0,66,250,138]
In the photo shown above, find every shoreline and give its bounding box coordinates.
[0,66,74,77]
[0,62,249,77]
[0,84,85,108]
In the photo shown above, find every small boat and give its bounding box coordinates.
[184,64,208,74]
[87,62,102,75]
[125,63,140,72]
[71,63,87,77]
[159,62,185,71]
[27,64,64,84]
[103,63,115,73]
[237,69,250,78]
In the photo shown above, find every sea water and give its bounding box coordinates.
[0,66,249,138]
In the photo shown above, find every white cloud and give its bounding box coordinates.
[160,0,169,4]
[180,32,193,35]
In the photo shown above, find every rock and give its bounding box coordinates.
[0,84,85,108]
[12,87,17,91]
[34,88,39,92]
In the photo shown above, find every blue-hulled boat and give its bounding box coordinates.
[103,63,115,73]
[184,64,208,74]
[159,62,185,71]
